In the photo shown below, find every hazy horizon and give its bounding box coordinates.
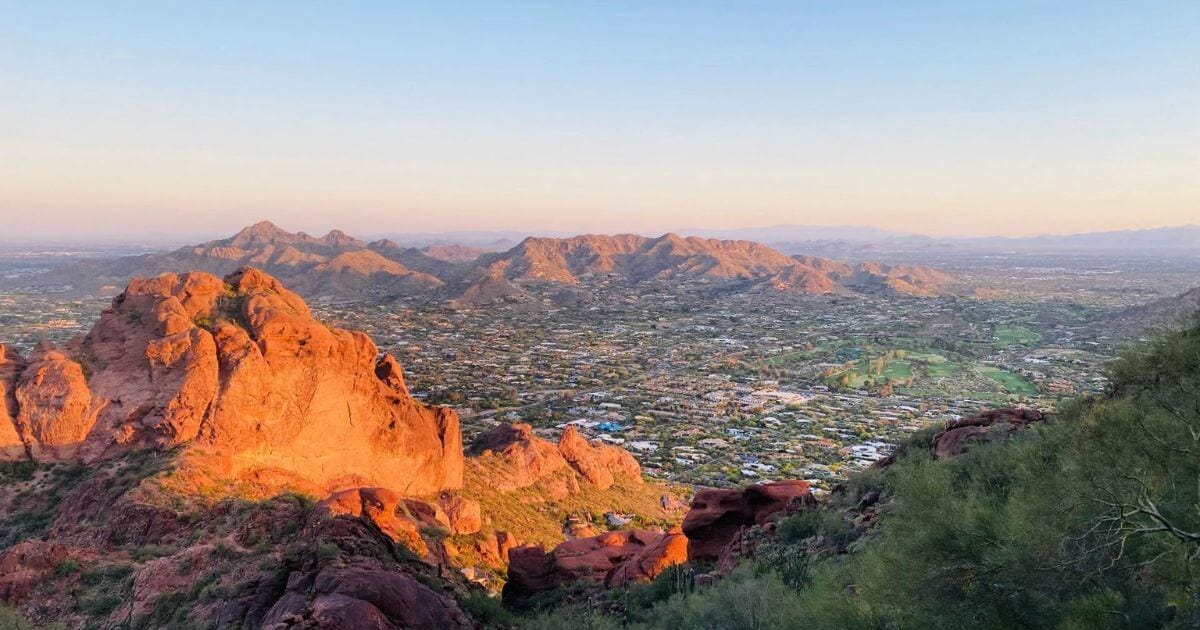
[3,1,1197,240]
[3,217,1200,248]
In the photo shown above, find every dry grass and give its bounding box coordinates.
[461,462,689,551]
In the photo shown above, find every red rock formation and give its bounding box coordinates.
[504,528,688,599]
[468,423,568,492]
[557,426,642,491]
[682,480,813,562]
[932,407,1045,459]
[604,526,689,587]
[0,541,88,603]
[438,494,482,535]
[472,531,521,568]
[318,488,423,549]
[0,268,463,496]
[261,566,472,629]
[467,422,642,494]
[0,344,26,459]
[13,343,93,460]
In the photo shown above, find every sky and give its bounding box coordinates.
[1,1,1197,241]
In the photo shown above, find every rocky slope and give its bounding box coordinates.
[500,408,1046,602]
[0,270,688,628]
[1102,284,1200,340]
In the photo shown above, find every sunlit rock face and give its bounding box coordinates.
[0,267,463,496]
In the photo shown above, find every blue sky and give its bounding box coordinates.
[1,1,1197,239]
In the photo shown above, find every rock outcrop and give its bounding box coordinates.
[467,423,642,495]
[932,407,1045,459]
[0,344,28,459]
[0,541,87,603]
[0,268,463,496]
[681,480,814,562]
[504,528,688,599]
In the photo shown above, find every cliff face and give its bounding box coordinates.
[0,267,463,496]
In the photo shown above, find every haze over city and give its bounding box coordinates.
[3,3,1200,629]
[3,1,1197,241]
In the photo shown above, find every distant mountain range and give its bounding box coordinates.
[952,225,1200,255]
[748,224,1200,257]
[5,222,959,303]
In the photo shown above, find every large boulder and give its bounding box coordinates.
[557,426,642,490]
[0,268,463,496]
[932,407,1045,459]
[682,480,813,563]
[438,495,482,535]
[259,566,473,629]
[504,528,688,599]
[12,343,93,460]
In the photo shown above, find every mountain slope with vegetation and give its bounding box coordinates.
[521,318,1200,628]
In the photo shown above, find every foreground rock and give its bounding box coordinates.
[932,407,1045,459]
[682,480,815,563]
[504,528,688,600]
[0,267,463,496]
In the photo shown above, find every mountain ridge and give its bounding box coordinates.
[7,222,960,302]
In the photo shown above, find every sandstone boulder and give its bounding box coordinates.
[0,541,80,603]
[13,343,93,460]
[504,528,687,599]
[682,480,813,562]
[932,407,1045,459]
[557,426,642,490]
[261,566,472,629]
[438,495,482,535]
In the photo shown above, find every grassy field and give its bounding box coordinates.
[924,361,960,378]
[881,360,912,379]
[978,365,1036,394]
[994,323,1041,346]
[828,355,912,388]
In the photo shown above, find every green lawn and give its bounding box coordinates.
[827,355,912,389]
[924,361,960,378]
[882,360,912,379]
[978,365,1035,394]
[994,324,1041,346]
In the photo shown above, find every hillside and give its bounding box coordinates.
[0,269,681,628]
[451,233,958,304]
[10,222,450,298]
[518,318,1200,628]
[1103,285,1200,339]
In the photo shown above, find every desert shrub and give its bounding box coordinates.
[0,461,38,484]
[520,603,622,630]
[461,590,516,627]
[633,564,807,629]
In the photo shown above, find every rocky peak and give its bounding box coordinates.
[0,267,463,496]
[225,220,302,248]
[318,229,364,248]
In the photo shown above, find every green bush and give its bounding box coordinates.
[461,590,516,628]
